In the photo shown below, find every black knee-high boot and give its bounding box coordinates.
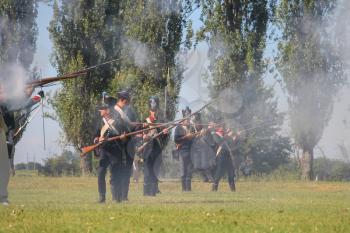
[181,177,186,192]
[185,179,192,191]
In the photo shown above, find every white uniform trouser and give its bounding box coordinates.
[0,128,9,202]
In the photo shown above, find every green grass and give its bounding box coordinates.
[1,176,350,233]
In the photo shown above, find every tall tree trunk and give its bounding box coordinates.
[80,153,92,175]
[301,147,314,180]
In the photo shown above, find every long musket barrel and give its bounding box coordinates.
[136,99,217,152]
[80,115,194,157]
[81,100,217,157]
[26,71,87,87]
[26,58,121,88]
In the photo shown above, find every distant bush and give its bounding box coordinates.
[239,157,350,182]
[15,162,42,170]
[38,150,81,177]
[314,157,350,181]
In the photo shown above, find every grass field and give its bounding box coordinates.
[0,176,350,233]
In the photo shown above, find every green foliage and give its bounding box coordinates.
[49,0,185,158]
[49,0,122,147]
[39,150,81,176]
[111,0,184,121]
[198,0,291,172]
[247,136,292,174]
[15,162,42,171]
[49,0,124,173]
[276,0,345,179]
[277,0,344,149]
[0,0,38,67]
[314,157,350,181]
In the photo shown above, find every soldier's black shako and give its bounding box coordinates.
[174,106,194,191]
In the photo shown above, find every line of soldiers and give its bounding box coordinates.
[93,91,239,203]
[94,91,169,202]
[174,107,237,192]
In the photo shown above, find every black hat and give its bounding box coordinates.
[104,96,117,107]
[149,96,160,111]
[97,95,116,111]
[117,90,130,100]
[182,106,192,117]
[97,102,110,111]
[194,112,201,121]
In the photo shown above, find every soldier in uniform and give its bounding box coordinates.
[96,97,130,203]
[0,84,41,205]
[174,106,195,191]
[111,90,136,201]
[139,96,168,196]
[210,119,237,192]
[190,113,215,183]
[94,94,116,203]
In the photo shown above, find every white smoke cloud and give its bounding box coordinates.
[0,63,29,109]
[317,0,350,159]
[328,0,350,70]
[176,47,211,111]
[122,38,151,69]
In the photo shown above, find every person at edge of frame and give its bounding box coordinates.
[3,90,44,177]
[209,116,238,192]
[0,84,42,206]
[174,106,197,192]
[140,96,168,196]
[0,99,9,206]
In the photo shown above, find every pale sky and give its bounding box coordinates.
[14,2,350,164]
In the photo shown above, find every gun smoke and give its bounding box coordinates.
[0,63,29,110]
[317,0,350,159]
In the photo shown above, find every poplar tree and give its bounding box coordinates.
[49,0,122,174]
[277,0,344,180]
[198,0,291,174]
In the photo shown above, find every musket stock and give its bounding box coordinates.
[80,143,103,157]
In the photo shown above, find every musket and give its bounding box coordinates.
[130,122,220,127]
[136,99,218,153]
[80,114,196,157]
[14,104,42,138]
[26,58,121,88]
[26,71,87,88]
